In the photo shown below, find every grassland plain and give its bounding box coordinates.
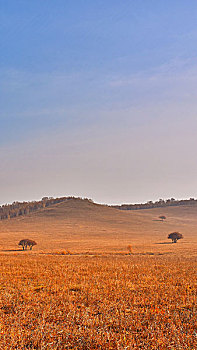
[0,255,196,349]
[0,199,197,348]
[1,199,197,254]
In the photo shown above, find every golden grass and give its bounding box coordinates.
[0,201,197,348]
[1,199,197,254]
[0,254,196,349]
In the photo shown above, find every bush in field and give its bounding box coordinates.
[19,239,37,250]
[168,232,183,243]
[127,245,132,254]
[159,215,166,222]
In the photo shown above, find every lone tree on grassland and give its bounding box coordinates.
[168,232,183,243]
[19,239,37,250]
[159,215,166,222]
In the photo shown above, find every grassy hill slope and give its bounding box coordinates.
[0,198,196,255]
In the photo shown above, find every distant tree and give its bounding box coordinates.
[159,215,166,222]
[168,232,183,243]
[19,239,26,250]
[19,239,37,250]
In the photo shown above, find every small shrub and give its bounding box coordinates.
[159,215,166,222]
[127,245,132,254]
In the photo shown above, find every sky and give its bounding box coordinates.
[1,0,197,205]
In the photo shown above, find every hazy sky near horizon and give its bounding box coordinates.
[1,1,197,205]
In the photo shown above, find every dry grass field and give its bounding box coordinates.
[0,255,196,349]
[0,199,197,349]
[0,198,197,255]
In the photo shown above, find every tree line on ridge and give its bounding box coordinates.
[0,196,196,221]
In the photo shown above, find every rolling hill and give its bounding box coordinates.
[0,198,197,255]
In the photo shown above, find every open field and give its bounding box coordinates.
[0,255,196,349]
[0,200,197,348]
[0,199,197,255]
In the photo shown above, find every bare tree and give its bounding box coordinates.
[168,232,183,243]
[19,239,37,250]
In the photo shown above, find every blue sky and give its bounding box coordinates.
[1,1,197,204]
